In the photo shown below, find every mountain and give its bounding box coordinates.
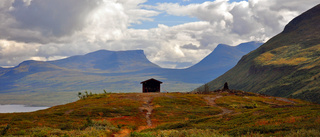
[0,42,261,106]
[0,67,10,76]
[189,41,262,71]
[184,42,262,82]
[154,41,261,84]
[0,92,319,136]
[201,4,320,103]
[50,50,160,72]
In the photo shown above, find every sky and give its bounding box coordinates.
[0,0,319,69]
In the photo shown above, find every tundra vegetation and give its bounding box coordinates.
[0,91,319,137]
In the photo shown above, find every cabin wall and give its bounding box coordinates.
[142,81,160,93]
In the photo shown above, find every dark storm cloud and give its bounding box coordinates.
[10,0,99,36]
[8,0,99,41]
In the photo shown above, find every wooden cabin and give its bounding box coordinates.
[141,78,162,93]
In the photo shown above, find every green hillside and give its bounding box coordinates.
[0,92,319,136]
[201,4,320,103]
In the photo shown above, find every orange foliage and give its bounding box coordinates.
[274,57,308,65]
[315,117,320,124]
[301,57,320,69]
[257,54,308,66]
[285,116,302,124]
[256,119,283,126]
[108,116,142,126]
[273,122,281,126]
[255,119,269,126]
[256,52,274,63]
[254,44,318,66]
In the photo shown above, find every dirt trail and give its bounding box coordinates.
[113,94,157,137]
[276,97,296,104]
[204,96,233,115]
[139,96,154,126]
[114,93,192,136]
[262,97,297,105]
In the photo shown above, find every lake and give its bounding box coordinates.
[0,105,49,113]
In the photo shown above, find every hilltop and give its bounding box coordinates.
[0,42,261,106]
[202,4,320,103]
[0,92,319,136]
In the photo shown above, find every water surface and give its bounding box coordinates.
[0,105,49,113]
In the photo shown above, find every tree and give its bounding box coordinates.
[78,92,82,99]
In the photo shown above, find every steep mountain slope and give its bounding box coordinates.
[188,42,262,80]
[188,41,262,71]
[204,4,320,103]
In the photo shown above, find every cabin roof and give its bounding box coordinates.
[140,78,163,84]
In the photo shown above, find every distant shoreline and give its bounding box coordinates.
[0,104,49,113]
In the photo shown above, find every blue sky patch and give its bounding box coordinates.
[131,0,248,29]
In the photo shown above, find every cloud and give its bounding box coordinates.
[10,0,93,37]
[153,0,317,38]
[0,0,319,68]
[0,0,159,43]
[0,0,97,43]
[181,43,199,50]
[0,39,41,65]
[0,0,161,66]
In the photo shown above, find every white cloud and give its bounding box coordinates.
[153,0,318,39]
[0,0,319,68]
[0,39,41,66]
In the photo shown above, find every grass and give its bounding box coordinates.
[0,93,144,136]
[131,129,320,137]
[254,44,318,66]
[131,129,229,137]
[0,92,319,136]
[142,93,320,136]
[152,94,222,124]
[207,43,320,103]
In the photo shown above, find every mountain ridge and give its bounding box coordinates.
[201,4,320,103]
[49,49,160,72]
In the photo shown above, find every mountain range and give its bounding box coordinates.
[201,4,320,104]
[0,42,262,106]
